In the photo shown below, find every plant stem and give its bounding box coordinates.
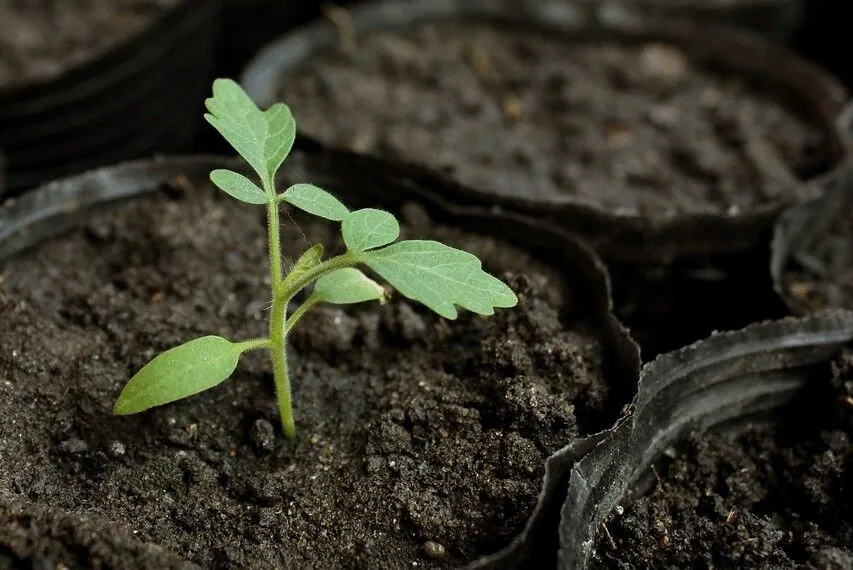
[279,251,360,303]
[264,184,360,437]
[234,338,271,352]
[283,296,320,336]
[269,292,295,438]
[264,177,296,438]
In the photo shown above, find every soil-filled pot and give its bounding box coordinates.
[771,163,853,314]
[556,311,853,568]
[0,0,222,196]
[0,155,639,568]
[577,0,804,40]
[218,0,358,77]
[241,0,848,263]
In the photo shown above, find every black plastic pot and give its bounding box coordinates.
[241,0,849,263]
[0,148,5,196]
[218,0,360,76]
[557,310,853,568]
[791,0,853,92]
[0,153,639,568]
[580,0,803,40]
[0,1,222,197]
[770,161,853,314]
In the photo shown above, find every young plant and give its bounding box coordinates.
[113,79,518,438]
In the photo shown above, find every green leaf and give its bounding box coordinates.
[210,169,268,204]
[280,183,350,221]
[262,103,296,178]
[342,208,400,252]
[114,336,243,415]
[358,240,518,319]
[313,268,387,305]
[204,78,296,182]
[282,244,324,290]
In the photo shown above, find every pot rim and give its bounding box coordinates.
[557,309,853,569]
[239,0,850,262]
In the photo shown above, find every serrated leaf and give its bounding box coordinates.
[342,208,400,252]
[358,240,517,319]
[313,268,386,305]
[282,244,324,290]
[204,79,296,182]
[210,169,268,204]
[280,183,350,221]
[114,336,242,415]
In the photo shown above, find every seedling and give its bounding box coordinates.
[113,79,518,438]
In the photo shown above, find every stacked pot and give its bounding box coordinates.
[0,0,852,568]
[0,0,222,196]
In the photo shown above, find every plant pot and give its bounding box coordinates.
[217,0,359,77]
[557,311,853,568]
[0,0,223,197]
[770,163,853,314]
[0,154,639,568]
[240,0,849,264]
[791,0,853,92]
[579,0,804,40]
[0,147,5,195]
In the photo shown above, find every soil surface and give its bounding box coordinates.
[0,0,180,88]
[590,348,853,569]
[780,204,853,313]
[278,21,828,217]
[0,178,615,568]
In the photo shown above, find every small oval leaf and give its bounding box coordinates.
[114,336,242,415]
[342,208,400,252]
[280,183,350,221]
[210,169,268,204]
[313,268,386,305]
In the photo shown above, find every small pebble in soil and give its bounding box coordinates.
[422,540,446,559]
[639,44,688,85]
[108,441,126,457]
[57,438,88,455]
[249,418,275,454]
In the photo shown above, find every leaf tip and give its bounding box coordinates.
[112,395,136,416]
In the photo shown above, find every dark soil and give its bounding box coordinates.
[590,348,853,569]
[0,0,179,88]
[277,21,828,217]
[780,205,853,312]
[0,178,614,568]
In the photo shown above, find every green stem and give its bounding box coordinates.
[233,338,271,352]
[279,251,360,304]
[269,292,295,438]
[264,177,296,438]
[266,182,284,291]
[283,296,320,336]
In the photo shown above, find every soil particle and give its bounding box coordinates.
[278,21,827,217]
[0,180,613,568]
[590,349,853,569]
[0,0,180,87]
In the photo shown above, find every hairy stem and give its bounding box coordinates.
[283,296,320,336]
[233,338,271,352]
[279,251,360,304]
[264,177,296,438]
